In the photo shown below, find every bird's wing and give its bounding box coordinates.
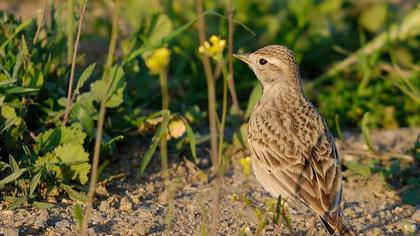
[248,108,342,215]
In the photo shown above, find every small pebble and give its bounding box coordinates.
[394,207,403,214]
[55,219,70,228]
[410,209,420,222]
[99,200,109,212]
[1,210,14,216]
[119,197,133,212]
[145,183,155,193]
[61,198,71,204]
[130,194,140,205]
[158,191,168,205]
[0,227,19,236]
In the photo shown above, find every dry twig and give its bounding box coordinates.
[63,0,88,125]
[33,0,48,44]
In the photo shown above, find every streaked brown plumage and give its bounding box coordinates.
[234,45,354,235]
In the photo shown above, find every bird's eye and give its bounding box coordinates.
[259,59,267,65]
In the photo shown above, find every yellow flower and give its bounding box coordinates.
[198,35,226,60]
[168,118,186,139]
[145,47,171,74]
[240,156,252,176]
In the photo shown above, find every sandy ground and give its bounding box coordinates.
[0,128,419,236]
[1,2,419,236]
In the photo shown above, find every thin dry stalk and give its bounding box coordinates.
[210,172,223,236]
[159,71,174,234]
[210,67,229,236]
[63,0,88,125]
[196,0,218,169]
[33,0,48,44]
[80,0,120,234]
[226,0,241,114]
[67,0,75,64]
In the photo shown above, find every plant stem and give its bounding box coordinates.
[218,66,228,169]
[159,71,174,234]
[210,65,229,236]
[63,0,87,125]
[226,0,241,115]
[81,0,120,235]
[159,71,169,179]
[33,0,48,44]
[196,0,218,170]
[66,0,75,64]
[160,72,169,111]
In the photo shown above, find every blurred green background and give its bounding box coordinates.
[2,0,419,130]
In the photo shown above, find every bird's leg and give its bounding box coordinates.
[273,195,293,235]
[273,195,283,235]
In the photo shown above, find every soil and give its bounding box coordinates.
[0,2,419,235]
[0,128,419,236]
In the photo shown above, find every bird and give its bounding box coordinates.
[234,45,355,235]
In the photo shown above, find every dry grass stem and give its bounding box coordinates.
[196,0,218,169]
[63,0,88,125]
[33,0,48,44]
[226,0,241,114]
[81,0,120,234]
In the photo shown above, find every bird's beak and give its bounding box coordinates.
[233,53,251,64]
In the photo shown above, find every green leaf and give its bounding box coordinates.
[60,183,87,203]
[79,66,126,108]
[359,3,387,33]
[35,143,90,185]
[105,66,126,108]
[361,112,377,152]
[141,14,173,59]
[54,143,90,185]
[180,116,198,164]
[245,83,262,119]
[5,86,39,94]
[402,185,420,205]
[343,160,372,177]
[9,155,20,172]
[71,103,94,137]
[1,104,22,127]
[35,123,86,154]
[138,111,170,177]
[0,79,17,87]
[73,203,84,229]
[125,12,201,63]
[0,161,9,171]
[74,63,96,98]
[334,114,344,141]
[233,123,248,148]
[0,168,26,189]
[29,172,42,197]
[101,135,124,153]
[7,196,26,210]
[33,201,54,209]
[12,52,23,81]
[0,19,32,50]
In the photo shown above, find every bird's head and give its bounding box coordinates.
[234,45,301,90]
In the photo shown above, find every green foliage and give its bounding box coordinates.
[0,8,128,206]
[138,111,171,177]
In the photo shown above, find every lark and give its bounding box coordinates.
[234,45,354,235]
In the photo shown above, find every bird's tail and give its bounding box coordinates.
[320,211,355,236]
